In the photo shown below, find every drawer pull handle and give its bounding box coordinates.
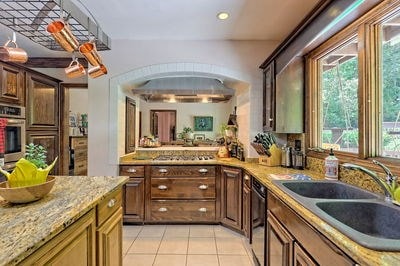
[159,169,168,173]
[107,199,116,208]
[244,175,250,181]
[158,207,168,212]
[127,168,137,173]
[198,207,207,212]
[198,168,208,174]
[158,185,168,190]
[198,184,208,190]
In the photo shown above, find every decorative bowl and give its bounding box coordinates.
[0,176,56,203]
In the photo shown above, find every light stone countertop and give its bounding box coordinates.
[120,155,400,266]
[0,175,128,266]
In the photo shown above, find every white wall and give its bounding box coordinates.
[86,40,278,176]
[69,88,88,114]
[139,99,234,140]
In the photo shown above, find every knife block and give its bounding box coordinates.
[259,144,281,166]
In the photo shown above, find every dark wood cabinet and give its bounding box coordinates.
[242,176,251,239]
[0,63,24,105]
[268,192,356,266]
[120,166,145,223]
[26,131,59,174]
[221,166,242,230]
[26,72,59,130]
[263,62,275,131]
[125,97,136,153]
[266,210,294,266]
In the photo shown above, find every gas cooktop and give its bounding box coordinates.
[152,155,215,161]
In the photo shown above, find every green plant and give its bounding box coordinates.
[25,143,48,169]
[182,127,193,133]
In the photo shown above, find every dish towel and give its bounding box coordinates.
[0,118,7,166]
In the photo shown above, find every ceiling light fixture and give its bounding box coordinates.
[217,12,229,20]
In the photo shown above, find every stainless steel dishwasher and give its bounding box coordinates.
[251,178,266,266]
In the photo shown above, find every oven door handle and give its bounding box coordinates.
[252,187,266,201]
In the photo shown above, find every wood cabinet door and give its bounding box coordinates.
[123,178,145,223]
[294,242,317,266]
[266,211,294,266]
[263,62,275,131]
[97,207,123,266]
[242,183,251,239]
[221,166,242,230]
[0,63,24,105]
[26,72,59,130]
[125,97,136,153]
[26,131,59,174]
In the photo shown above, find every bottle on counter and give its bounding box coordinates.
[325,148,339,180]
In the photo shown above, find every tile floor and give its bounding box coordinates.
[123,225,256,266]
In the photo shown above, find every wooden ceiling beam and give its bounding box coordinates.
[24,57,88,68]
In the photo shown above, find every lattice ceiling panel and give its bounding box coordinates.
[0,0,111,51]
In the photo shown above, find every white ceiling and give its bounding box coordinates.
[0,0,320,56]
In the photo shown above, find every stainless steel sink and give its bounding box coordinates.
[272,180,400,251]
[278,180,380,200]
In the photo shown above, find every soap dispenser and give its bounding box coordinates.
[325,148,339,180]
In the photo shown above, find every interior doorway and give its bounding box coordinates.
[150,110,176,143]
[60,83,88,175]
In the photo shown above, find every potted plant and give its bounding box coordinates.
[0,143,57,188]
[181,126,194,140]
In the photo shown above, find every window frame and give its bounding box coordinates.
[306,0,400,175]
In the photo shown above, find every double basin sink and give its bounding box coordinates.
[273,180,400,251]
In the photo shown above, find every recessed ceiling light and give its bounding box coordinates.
[217,12,229,20]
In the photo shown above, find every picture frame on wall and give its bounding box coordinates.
[194,116,213,131]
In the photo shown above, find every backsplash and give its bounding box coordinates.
[306,156,384,194]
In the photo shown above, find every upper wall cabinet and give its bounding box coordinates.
[0,62,24,105]
[263,62,275,132]
[26,72,59,130]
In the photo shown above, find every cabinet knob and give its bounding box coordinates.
[244,175,250,181]
[198,207,207,212]
[269,118,274,121]
[158,185,168,190]
[159,168,168,173]
[127,168,137,173]
[198,184,208,190]
[198,168,208,174]
[107,199,116,208]
[158,207,168,212]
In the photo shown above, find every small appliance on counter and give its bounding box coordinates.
[292,140,304,169]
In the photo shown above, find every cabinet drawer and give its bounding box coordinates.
[120,166,145,177]
[74,149,87,160]
[71,138,88,149]
[97,188,122,226]
[74,160,87,174]
[151,177,215,199]
[151,166,215,177]
[151,200,215,221]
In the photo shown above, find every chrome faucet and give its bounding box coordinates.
[342,162,394,202]
[372,159,396,184]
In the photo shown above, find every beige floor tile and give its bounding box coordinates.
[123,225,142,238]
[153,254,186,266]
[123,254,156,266]
[158,237,188,254]
[187,255,219,266]
[127,237,161,254]
[189,225,215,237]
[187,237,217,254]
[122,237,135,255]
[138,225,166,237]
[216,237,248,255]
[214,225,243,238]
[218,255,253,266]
[164,225,190,238]
[242,238,253,257]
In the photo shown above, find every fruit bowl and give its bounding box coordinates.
[0,176,56,203]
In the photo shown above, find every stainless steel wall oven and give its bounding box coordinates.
[0,103,26,170]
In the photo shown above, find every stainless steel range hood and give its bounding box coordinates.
[132,77,234,103]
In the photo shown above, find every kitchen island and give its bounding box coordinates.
[0,175,128,265]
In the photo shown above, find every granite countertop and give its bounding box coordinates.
[0,175,128,266]
[120,155,400,265]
